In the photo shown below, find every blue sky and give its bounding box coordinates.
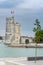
[0,0,43,37]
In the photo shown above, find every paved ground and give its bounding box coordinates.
[0,58,43,65]
[14,60,43,65]
[0,61,5,65]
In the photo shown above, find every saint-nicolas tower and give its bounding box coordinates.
[5,16,20,45]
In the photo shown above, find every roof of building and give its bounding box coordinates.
[21,36,33,39]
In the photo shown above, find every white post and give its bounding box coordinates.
[35,43,37,63]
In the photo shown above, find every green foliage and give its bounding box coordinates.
[0,36,2,40]
[35,30,43,43]
[33,19,43,43]
[33,19,41,32]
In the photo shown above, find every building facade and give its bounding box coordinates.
[5,16,33,45]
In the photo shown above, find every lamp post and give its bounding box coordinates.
[35,43,37,63]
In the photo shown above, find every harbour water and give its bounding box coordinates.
[0,42,43,58]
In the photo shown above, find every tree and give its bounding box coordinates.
[33,19,42,43]
[0,36,2,40]
[33,19,41,32]
[33,19,42,62]
[35,30,43,43]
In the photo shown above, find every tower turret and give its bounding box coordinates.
[14,22,21,44]
[5,16,15,44]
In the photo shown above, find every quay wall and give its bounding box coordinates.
[7,43,43,48]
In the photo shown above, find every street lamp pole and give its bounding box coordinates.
[35,43,37,63]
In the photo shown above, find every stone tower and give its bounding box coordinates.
[5,16,21,44]
[5,16,15,44]
[14,22,20,44]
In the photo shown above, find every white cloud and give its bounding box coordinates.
[0,0,6,2]
[17,0,43,9]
